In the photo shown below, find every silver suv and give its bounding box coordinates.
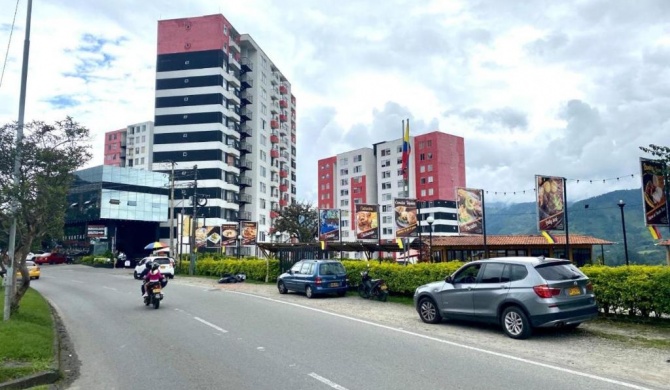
[413,257,598,339]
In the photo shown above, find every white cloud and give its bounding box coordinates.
[0,0,667,207]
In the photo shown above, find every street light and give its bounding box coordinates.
[426,215,434,263]
[617,200,629,266]
[237,234,242,259]
[275,231,281,243]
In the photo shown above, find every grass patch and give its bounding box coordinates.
[0,288,55,383]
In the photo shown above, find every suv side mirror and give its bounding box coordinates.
[445,275,453,284]
[288,270,293,275]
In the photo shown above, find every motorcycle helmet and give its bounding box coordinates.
[151,262,160,271]
[145,261,152,269]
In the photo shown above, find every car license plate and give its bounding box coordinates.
[160,266,166,269]
[568,287,581,296]
[381,285,388,291]
[329,282,339,287]
[153,288,161,293]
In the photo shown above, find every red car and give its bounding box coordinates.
[34,252,67,265]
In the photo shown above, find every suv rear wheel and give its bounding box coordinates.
[501,306,531,339]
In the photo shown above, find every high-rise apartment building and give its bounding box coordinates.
[103,121,155,170]
[317,131,465,240]
[151,14,296,248]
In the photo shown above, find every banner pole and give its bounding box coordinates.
[564,178,571,260]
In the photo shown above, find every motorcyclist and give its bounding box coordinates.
[142,262,165,298]
[139,261,153,297]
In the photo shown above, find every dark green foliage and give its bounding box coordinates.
[272,201,319,242]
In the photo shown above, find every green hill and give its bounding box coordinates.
[485,189,668,265]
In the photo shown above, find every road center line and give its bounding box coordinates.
[227,291,652,390]
[102,286,117,291]
[69,279,85,284]
[308,372,349,390]
[193,316,228,333]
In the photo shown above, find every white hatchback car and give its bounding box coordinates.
[134,256,175,279]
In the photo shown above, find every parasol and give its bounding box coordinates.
[144,242,168,250]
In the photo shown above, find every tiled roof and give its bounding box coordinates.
[429,234,613,247]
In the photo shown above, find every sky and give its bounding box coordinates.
[0,0,668,205]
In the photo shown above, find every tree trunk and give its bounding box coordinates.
[10,266,30,315]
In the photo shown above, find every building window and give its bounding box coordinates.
[341,199,349,206]
[381,160,390,167]
[341,178,349,186]
[260,199,266,209]
[427,164,433,172]
[353,198,362,204]
[260,183,266,193]
[420,153,425,161]
[420,178,426,184]
[382,216,392,224]
[381,148,391,156]
[427,153,433,160]
[261,135,267,146]
[260,151,267,161]
[340,157,348,165]
[397,145,402,153]
[353,187,361,194]
[420,165,426,173]
[397,157,402,165]
[427,140,432,147]
[260,167,266,177]
[340,189,349,196]
[428,176,434,183]
[397,180,404,188]
[340,168,348,175]
[421,189,426,197]
[383,228,393,235]
[397,169,403,176]
[353,155,362,162]
[382,171,391,179]
[382,193,392,201]
[428,188,434,196]
[382,182,391,190]
[353,165,362,173]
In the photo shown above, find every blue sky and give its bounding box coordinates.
[0,0,668,205]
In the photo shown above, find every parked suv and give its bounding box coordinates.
[277,260,348,298]
[134,256,175,279]
[413,257,598,339]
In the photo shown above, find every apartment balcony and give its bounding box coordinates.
[239,159,253,170]
[240,73,253,89]
[270,102,279,114]
[279,123,288,136]
[270,149,279,159]
[229,38,240,53]
[270,120,279,129]
[279,85,288,95]
[239,124,252,137]
[223,69,240,88]
[279,114,288,122]
[279,169,288,178]
[271,74,279,86]
[279,184,288,192]
[239,211,252,221]
[270,210,279,219]
[291,135,296,144]
[279,99,288,108]
[291,186,297,195]
[270,134,279,144]
[239,176,252,187]
[241,57,253,72]
[241,90,253,105]
[240,108,253,121]
[280,151,290,160]
[229,54,241,70]
[239,193,252,204]
[279,199,288,207]
[270,174,280,183]
[239,141,252,153]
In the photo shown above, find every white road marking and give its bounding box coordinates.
[308,373,349,390]
[193,316,228,333]
[69,279,85,284]
[102,286,117,291]
[228,291,653,390]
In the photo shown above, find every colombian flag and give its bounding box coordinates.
[648,225,662,240]
[401,119,410,180]
[541,231,556,244]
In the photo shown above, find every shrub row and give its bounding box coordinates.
[78,255,113,268]
[172,256,670,318]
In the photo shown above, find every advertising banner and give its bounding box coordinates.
[640,158,669,226]
[87,225,107,238]
[355,204,379,240]
[240,221,258,245]
[536,176,565,231]
[456,188,484,234]
[204,225,222,248]
[393,198,418,238]
[220,223,239,247]
[319,209,341,241]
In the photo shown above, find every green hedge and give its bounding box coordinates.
[582,265,670,318]
[175,257,670,319]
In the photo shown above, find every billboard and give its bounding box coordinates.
[194,226,223,249]
[536,176,565,231]
[641,158,668,226]
[240,221,258,245]
[87,225,107,238]
[319,209,341,241]
[394,198,418,238]
[220,223,239,247]
[456,188,484,234]
[355,204,379,240]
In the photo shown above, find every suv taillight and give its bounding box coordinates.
[315,277,322,285]
[586,282,593,292]
[533,284,561,298]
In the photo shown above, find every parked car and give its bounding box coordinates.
[25,260,41,279]
[413,257,598,339]
[33,252,67,265]
[277,260,348,298]
[134,256,175,279]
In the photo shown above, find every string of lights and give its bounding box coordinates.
[482,173,639,197]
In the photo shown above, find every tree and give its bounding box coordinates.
[1,117,91,315]
[639,144,670,165]
[271,201,319,243]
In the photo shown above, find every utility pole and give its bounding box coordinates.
[4,0,32,322]
[165,161,176,260]
[189,165,198,276]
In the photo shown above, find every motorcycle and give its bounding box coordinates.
[218,272,247,284]
[358,269,389,301]
[143,280,165,309]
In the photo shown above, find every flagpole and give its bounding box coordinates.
[564,178,571,260]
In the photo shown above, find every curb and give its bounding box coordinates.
[0,300,61,390]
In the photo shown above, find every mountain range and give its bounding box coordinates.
[484,188,668,265]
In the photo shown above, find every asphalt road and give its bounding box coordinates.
[33,265,662,390]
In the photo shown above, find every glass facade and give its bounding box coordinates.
[66,166,169,223]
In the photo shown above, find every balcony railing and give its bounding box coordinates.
[279,99,288,108]
[270,120,279,129]
[239,211,252,221]
[239,160,253,170]
[241,57,253,72]
[270,149,279,159]
[279,85,288,95]
[239,193,252,203]
[239,176,252,187]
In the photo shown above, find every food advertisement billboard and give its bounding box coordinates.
[536,176,565,231]
[319,209,341,241]
[394,198,418,238]
[355,204,379,240]
[640,158,668,226]
[456,188,484,234]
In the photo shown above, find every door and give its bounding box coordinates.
[471,263,509,321]
[284,261,303,290]
[438,263,482,318]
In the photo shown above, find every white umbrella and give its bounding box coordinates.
[154,247,170,253]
